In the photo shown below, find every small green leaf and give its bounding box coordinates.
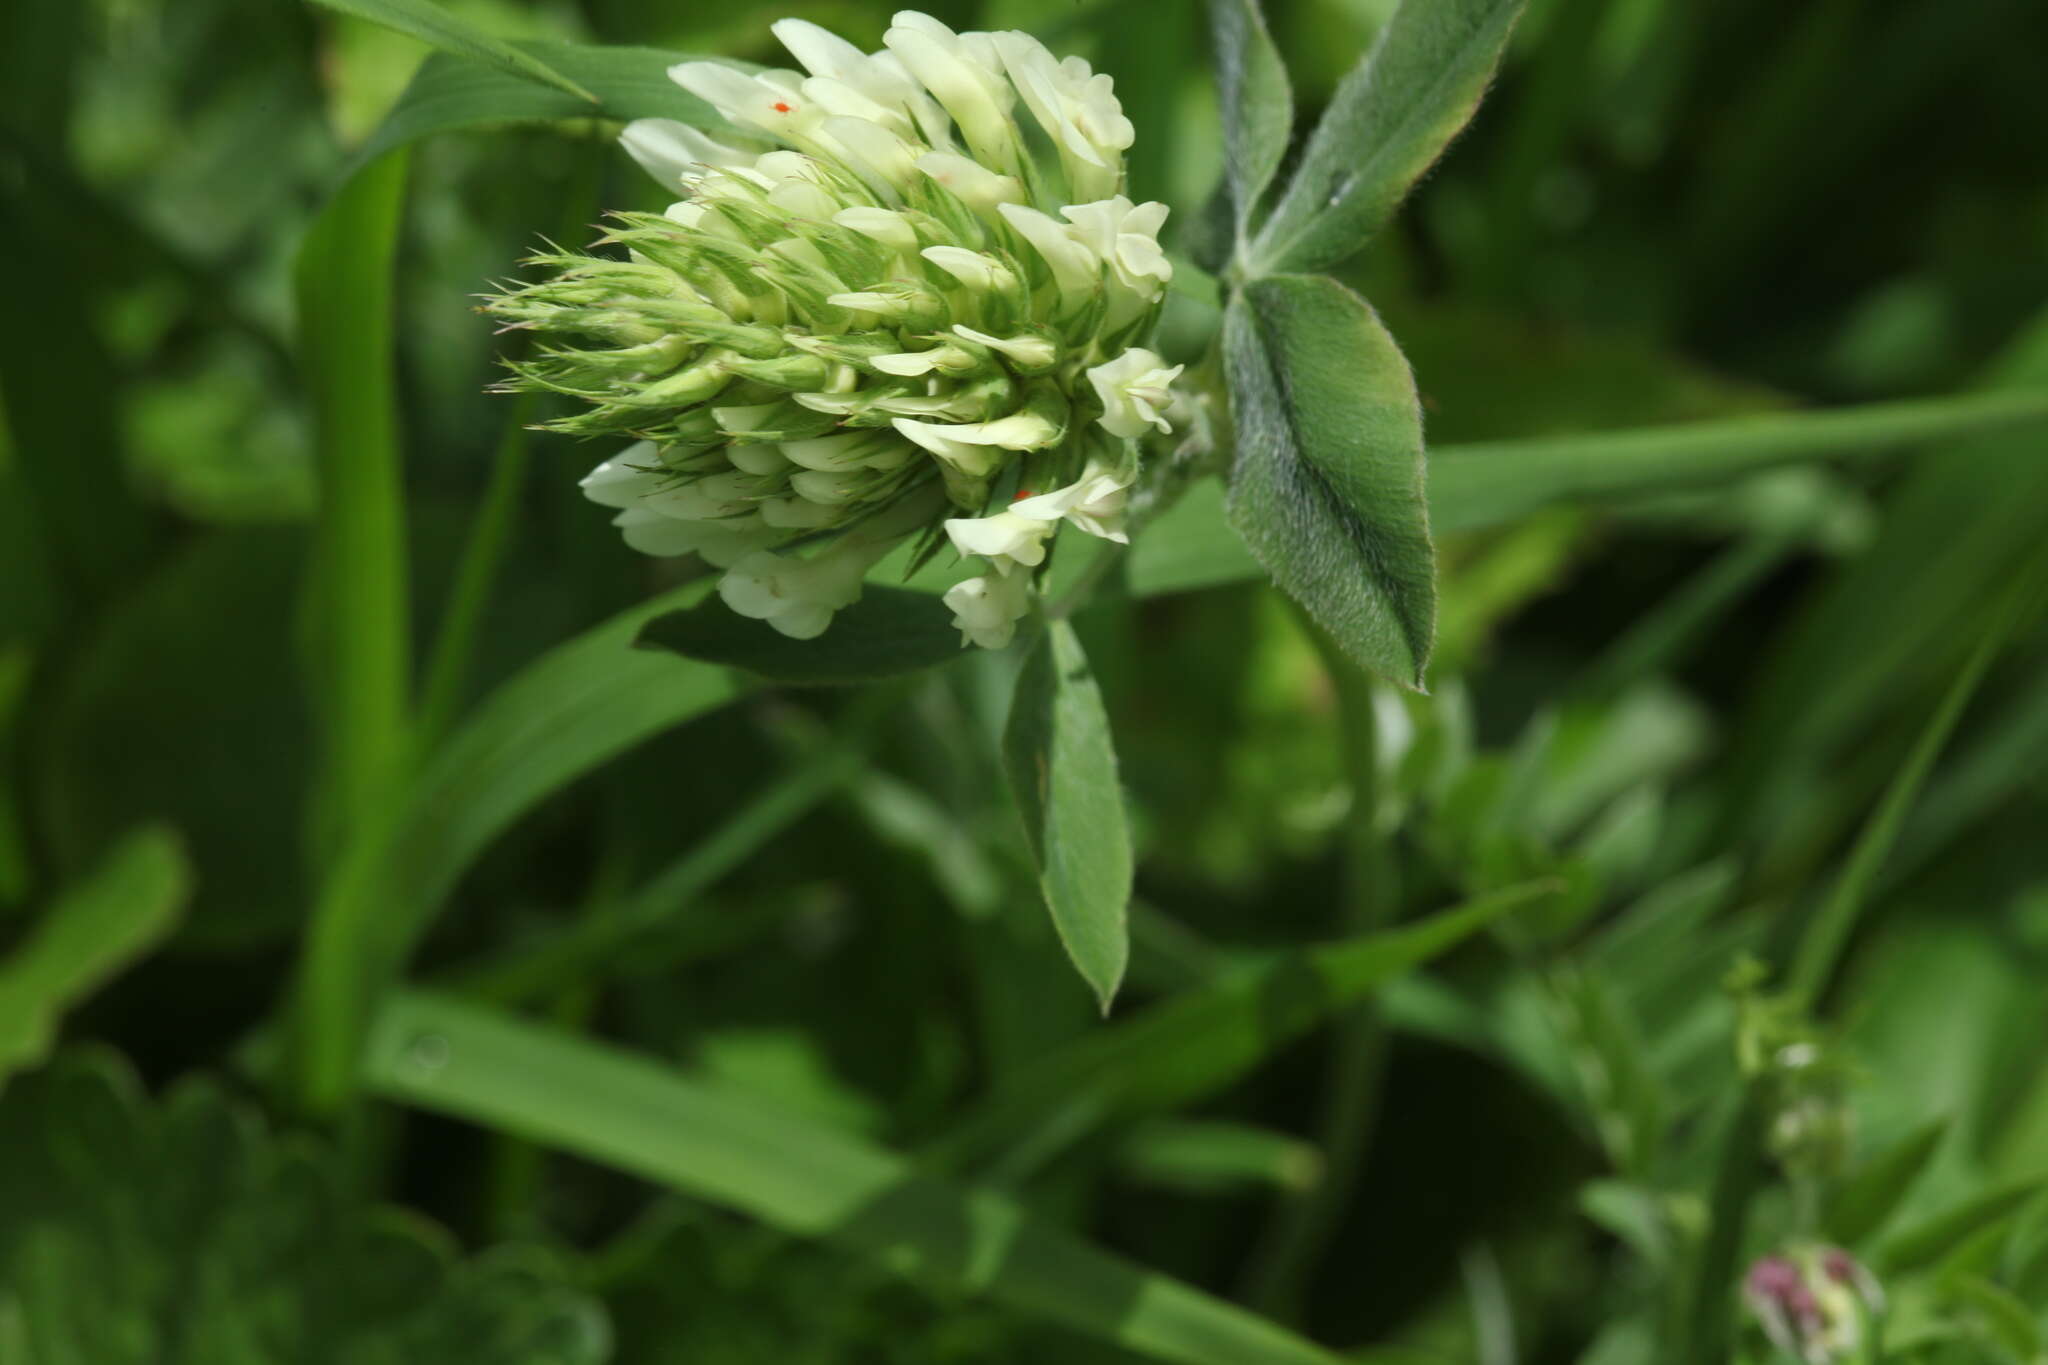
[0,829,189,1089]
[1003,620,1133,1011]
[1252,0,1525,273]
[308,0,598,103]
[1223,273,1436,686]
[367,992,1344,1365]
[1824,1118,1950,1246]
[637,585,965,686]
[353,41,722,170]
[1210,0,1293,243]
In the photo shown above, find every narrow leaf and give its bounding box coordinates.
[1129,389,2048,600]
[354,42,721,170]
[289,584,736,1114]
[1223,273,1436,685]
[367,992,1344,1365]
[0,828,190,1087]
[934,880,1555,1168]
[1823,1118,1949,1246]
[1252,0,1525,273]
[308,0,598,103]
[638,585,965,686]
[1003,620,1133,1010]
[1430,388,2048,534]
[1210,0,1293,242]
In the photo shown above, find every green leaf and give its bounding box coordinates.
[297,151,414,860]
[1430,388,2048,535]
[638,585,965,686]
[308,0,597,103]
[354,41,721,169]
[1119,1119,1323,1195]
[0,1050,605,1363]
[1824,1118,1949,1247]
[0,829,189,1089]
[1129,389,2048,601]
[1210,0,1293,243]
[1879,1179,2044,1276]
[1003,620,1134,1012]
[1251,0,1525,274]
[289,583,737,1115]
[933,880,1555,1168]
[367,991,1344,1365]
[1223,273,1436,686]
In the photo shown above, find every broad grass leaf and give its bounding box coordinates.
[1210,0,1292,242]
[1003,621,1133,1012]
[308,0,598,102]
[1251,0,1524,273]
[290,583,736,1115]
[0,1050,606,1362]
[1223,273,1436,686]
[638,586,964,685]
[0,830,188,1089]
[353,42,722,169]
[367,992,1344,1365]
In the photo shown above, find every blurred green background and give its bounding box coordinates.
[4,0,2048,1360]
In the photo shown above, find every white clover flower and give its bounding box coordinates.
[1086,348,1182,439]
[944,570,1034,649]
[488,10,1181,647]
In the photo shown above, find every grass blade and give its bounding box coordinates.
[367,991,1345,1365]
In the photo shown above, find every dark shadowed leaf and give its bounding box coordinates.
[308,0,598,102]
[1251,0,1525,273]
[1210,0,1293,244]
[638,585,966,686]
[1003,621,1133,1011]
[1223,273,1436,685]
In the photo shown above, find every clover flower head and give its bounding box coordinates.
[485,11,1180,644]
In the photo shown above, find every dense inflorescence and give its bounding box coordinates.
[485,11,1182,646]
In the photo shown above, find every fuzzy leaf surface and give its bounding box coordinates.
[1223,273,1436,685]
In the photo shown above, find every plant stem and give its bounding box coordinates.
[297,151,415,865]
[1241,612,1400,1316]
[417,393,534,748]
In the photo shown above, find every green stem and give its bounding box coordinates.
[297,151,415,864]
[416,393,534,748]
[1241,613,1400,1315]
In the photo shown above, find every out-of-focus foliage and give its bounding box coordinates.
[3,0,2047,1360]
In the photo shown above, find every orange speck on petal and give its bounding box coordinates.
[772,101,793,113]
[1013,489,1035,501]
